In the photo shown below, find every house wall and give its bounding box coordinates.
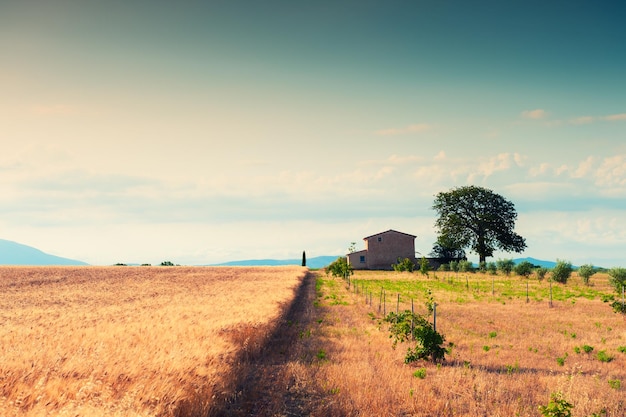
[346,250,368,270]
[364,231,416,270]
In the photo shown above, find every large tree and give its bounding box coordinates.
[432,185,526,263]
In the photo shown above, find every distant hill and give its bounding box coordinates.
[211,255,340,269]
[513,257,558,268]
[0,239,89,266]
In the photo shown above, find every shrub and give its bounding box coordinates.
[514,260,534,278]
[496,258,515,276]
[538,392,573,417]
[419,256,430,275]
[458,260,474,273]
[608,267,626,293]
[413,368,427,379]
[384,310,447,363]
[582,345,594,354]
[608,379,621,390]
[551,260,573,284]
[536,267,549,281]
[577,264,596,285]
[326,257,353,278]
[393,257,415,272]
[596,350,613,363]
[611,300,626,314]
[478,261,487,272]
[438,263,450,272]
[449,260,459,272]
[487,262,498,275]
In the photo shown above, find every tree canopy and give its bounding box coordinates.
[432,185,526,263]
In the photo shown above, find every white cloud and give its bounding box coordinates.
[595,155,626,187]
[374,123,433,136]
[521,109,547,119]
[572,156,596,179]
[569,116,595,125]
[604,113,626,121]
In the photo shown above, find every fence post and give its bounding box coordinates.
[396,293,400,314]
[383,289,386,316]
[526,281,529,303]
[549,280,553,308]
[411,298,414,340]
[433,302,437,333]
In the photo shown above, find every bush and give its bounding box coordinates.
[487,262,498,275]
[419,257,430,275]
[384,310,447,363]
[458,260,474,273]
[551,260,573,284]
[326,257,353,278]
[496,258,515,276]
[449,260,459,272]
[536,267,549,281]
[608,267,626,293]
[538,392,573,417]
[514,260,534,278]
[393,257,415,272]
[438,263,450,272]
[611,300,626,314]
[577,264,596,285]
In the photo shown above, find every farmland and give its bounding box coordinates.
[0,266,306,416]
[301,270,626,416]
[1,266,625,416]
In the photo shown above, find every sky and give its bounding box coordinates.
[1,1,625,267]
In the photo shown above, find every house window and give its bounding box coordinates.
[377,237,383,242]
[360,255,366,263]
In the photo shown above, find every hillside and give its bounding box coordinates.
[0,239,88,265]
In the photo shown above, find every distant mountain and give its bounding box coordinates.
[512,257,581,269]
[0,239,89,266]
[211,255,340,269]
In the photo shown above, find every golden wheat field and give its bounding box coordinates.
[0,266,306,416]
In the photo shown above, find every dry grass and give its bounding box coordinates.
[298,271,626,416]
[0,266,306,416]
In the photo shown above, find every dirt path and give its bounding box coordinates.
[210,271,326,416]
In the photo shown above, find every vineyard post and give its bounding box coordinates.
[383,289,386,316]
[411,298,414,340]
[396,293,400,314]
[549,280,553,308]
[492,276,495,296]
[526,281,529,303]
[466,275,469,290]
[433,302,437,333]
[379,288,383,312]
[622,284,625,315]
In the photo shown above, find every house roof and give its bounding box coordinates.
[363,229,417,240]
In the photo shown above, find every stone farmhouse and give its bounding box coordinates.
[346,229,417,270]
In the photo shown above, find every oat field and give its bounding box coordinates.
[0,266,306,416]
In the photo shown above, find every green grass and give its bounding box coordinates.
[351,272,611,305]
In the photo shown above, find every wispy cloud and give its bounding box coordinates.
[604,113,626,121]
[374,123,433,136]
[521,109,547,119]
[568,112,626,125]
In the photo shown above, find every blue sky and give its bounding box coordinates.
[1,1,625,266]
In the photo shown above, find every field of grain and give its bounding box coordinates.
[0,266,306,416]
[297,270,626,416]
